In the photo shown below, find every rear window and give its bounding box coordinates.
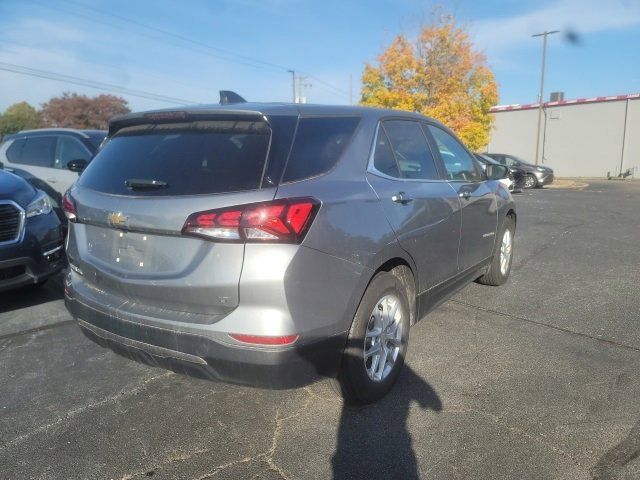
[282,116,359,182]
[78,120,271,196]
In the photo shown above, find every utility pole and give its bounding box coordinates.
[532,30,559,165]
[287,69,296,103]
[349,74,353,105]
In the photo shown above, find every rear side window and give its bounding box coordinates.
[282,117,359,183]
[78,120,271,196]
[14,136,56,167]
[6,138,25,163]
[373,128,399,177]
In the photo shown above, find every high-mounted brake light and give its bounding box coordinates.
[182,198,319,243]
[229,333,300,346]
[62,192,77,222]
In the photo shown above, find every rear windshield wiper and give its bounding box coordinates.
[125,179,168,190]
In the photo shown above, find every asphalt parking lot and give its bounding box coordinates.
[1,179,639,480]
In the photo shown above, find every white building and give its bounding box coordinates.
[487,93,640,178]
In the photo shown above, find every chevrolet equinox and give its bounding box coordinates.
[63,103,516,404]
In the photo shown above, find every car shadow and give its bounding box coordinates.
[295,337,443,479]
[0,272,65,314]
[330,363,443,479]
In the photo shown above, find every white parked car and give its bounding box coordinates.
[0,128,106,196]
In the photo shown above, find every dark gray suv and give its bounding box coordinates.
[63,103,515,404]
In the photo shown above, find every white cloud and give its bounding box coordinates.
[470,0,640,57]
[0,15,287,111]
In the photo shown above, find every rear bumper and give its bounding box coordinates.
[65,295,346,389]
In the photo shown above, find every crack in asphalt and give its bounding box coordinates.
[437,406,586,472]
[450,300,640,353]
[0,372,174,451]
[121,390,314,480]
[0,319,76,342]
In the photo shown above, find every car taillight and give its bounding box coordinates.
[182,198,319,243]
[229,333,299,346]
[62,192,77,222]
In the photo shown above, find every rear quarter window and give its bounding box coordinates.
[282,116,360,183]
[6,138,25,163]
[78,120,271,196]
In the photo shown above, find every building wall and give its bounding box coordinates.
[487,98,640,178]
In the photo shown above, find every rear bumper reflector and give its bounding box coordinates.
[229,333,299,346]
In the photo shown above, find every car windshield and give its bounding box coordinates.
[84,132,107,150]
[509,155,533,166]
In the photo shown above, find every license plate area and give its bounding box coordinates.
[113,231,149,269]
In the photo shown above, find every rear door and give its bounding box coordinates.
[4,135,58,189]
[426,125,497,271]
[366,119,460,293]
[67,116,278,317]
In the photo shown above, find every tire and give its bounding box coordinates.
[477,216,515,286]
[523,174,537,189]
[332,270,411,405]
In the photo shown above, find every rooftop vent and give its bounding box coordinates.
[549,92,565,102]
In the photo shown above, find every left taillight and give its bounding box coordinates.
[182,198,319,243]
[62,192,77,222]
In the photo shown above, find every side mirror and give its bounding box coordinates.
[67,159,88,173]
[486,164,509,180]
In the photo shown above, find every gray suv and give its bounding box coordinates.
[63,103,515,404]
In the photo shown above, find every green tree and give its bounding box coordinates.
[360,13,498,151]
[0,102,42,135]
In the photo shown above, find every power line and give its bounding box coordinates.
[3,40,216,97]
[63,0,290,73]
[29,0,282,75]
[57,0,351,100]
[0,62,197,105]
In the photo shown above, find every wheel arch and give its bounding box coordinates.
[371,256,417,326]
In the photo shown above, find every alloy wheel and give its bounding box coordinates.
[363,294,404,382]
[524,175,536,189]
[500,229,513,275]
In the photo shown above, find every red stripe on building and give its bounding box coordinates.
[490,93,640,113]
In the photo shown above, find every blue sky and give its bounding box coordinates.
[0,0,639,112]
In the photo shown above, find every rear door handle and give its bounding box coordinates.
[391,192,413,205]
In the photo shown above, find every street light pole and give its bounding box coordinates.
[532,30,559,165]
[287,69,296,103]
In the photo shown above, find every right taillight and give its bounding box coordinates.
[62,192,77,222]
[182,198,319,243]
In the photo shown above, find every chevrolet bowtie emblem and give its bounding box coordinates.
[108,212,128,228]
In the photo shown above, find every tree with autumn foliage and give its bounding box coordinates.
[361,13,498,151]
[40,92,130,130]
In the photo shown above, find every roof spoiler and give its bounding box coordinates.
[219,90,247,105]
